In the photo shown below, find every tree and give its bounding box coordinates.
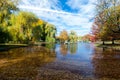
[32,19,43,41]
[95,0,120,33]
[0,0,18,24]
[15,11,38,43]
[36,21,57,42]
[45,23,56,42]
[0,0,57,44]
[0,27,12,43]
[105,6,120,33]
[82,34,91,42]
[92,0,120,44]
[0,0,18,43]
[59,30,69,43]
[69,30,78,43]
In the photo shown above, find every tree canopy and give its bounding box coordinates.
[0,0,57,44]
[91,0,120,44]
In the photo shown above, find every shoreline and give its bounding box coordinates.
[0,44,28,51]
[95,43,120,51]
[0,42,54,51]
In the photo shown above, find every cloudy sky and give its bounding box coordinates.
[18,0,96,36]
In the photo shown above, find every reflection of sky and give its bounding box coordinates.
[55,42,94,65]
[55,42,95,76]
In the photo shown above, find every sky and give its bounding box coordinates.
[18,0,96,36]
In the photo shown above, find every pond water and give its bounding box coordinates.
[0,42,120,80]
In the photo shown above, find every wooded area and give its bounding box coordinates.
[0,0,56,44]
[91,0,120,44]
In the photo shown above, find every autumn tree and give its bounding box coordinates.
[95,0,120,33]
[0,0,18,43]
[82,34,91,42]
[8,11,38,43]
[59,30,69,43]
[92,0,120,44]
[0,0,57,44]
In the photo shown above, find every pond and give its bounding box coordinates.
[0,42,120,80]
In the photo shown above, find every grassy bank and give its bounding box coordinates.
[0,44,28,51]
[95,41,120,50]
[0,42,54,51]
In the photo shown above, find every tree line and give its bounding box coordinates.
[57,30,79,43]
[57,30,96,43]
[0,0,56,44]
[91,0,120,44]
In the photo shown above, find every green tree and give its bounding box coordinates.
[0,27,12,43]
[32,19,43,41]
[15,11,38,43]
[0,0,18,43]
[0,0,18,24]
[39,22,56,42]
[0,0,57,44]
[45,23,56,42]
[92,0,120,44]
[69,31,78,43]
[95,0,120,33]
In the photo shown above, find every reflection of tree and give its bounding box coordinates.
[60,44,68,55]
[0,46,56,80]
[92,48,120,78]
[69,43,77,54]
[45,43,55,50]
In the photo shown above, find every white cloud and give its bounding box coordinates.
[18,0,96,36]
[19,0,61,10]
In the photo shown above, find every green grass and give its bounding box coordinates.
[95,41,120,48]
[0,44,28,51]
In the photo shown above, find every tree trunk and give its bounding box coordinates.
[112,39,114,45]
[103,41,105,45]
[103,47,105,51]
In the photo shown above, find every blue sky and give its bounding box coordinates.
[18,0,96,36]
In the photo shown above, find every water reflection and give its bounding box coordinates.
[92,48,120,79]
[59,43,79,55]
[68,43,77,54]
[60,44,68,55]
[55,42,120,79]
[0,42,120,79]
[55,42,94,77]
[0,46,56,80]
[45,43,55,50]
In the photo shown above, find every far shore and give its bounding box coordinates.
[0,42,55,51]
[95,41,120,51]
[1,41,120,51]
[0,44,28,51]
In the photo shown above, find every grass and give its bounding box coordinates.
[95,41,120,49]
[0,43,28,51]
[0,42,53,51]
